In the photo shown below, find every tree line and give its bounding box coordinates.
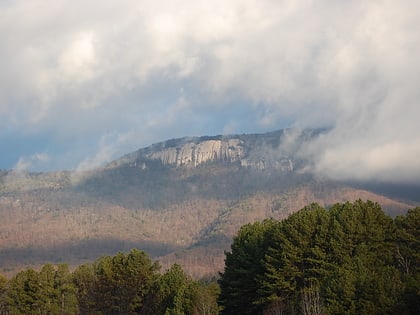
[218,200,419,314]
[0,200,418,314]
[0,249,219,314]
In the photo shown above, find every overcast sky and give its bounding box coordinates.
[1,0,419,183]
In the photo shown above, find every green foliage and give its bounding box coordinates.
[82,249,160,314]
[219,200,420,315]
[0,201,417,314]
[323,200,400,315]
[72,263,96,314]
[193,282,220,315]
[2,250,163,314]
[0,255,223,315]
[155,264,198,315]
[395,207,420,314]
[0,274,8,314]
[218,219,277,314]
[261,203,330,313]
[55,264,78,315]
[6,269,40,314]
[5,264,78,315]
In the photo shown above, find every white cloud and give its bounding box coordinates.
[13,153,50,172]
[305,136,420,184]
[0,0,419,182]
[58,31,96,82]
[75,133,130,172]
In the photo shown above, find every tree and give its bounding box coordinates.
[192,282,220,315]
[395,207,420,314]
[324,200,400,314]
[73,249,160,315]
[301,285,323,315]
[154,264,198,315]
[39,263,59,314]
[5,264,78,315]
[72,263,96,315]
[261,203,329,314]
[218,219,277,315]
[55,264,78,315]
[219,200,416,314]
[0,274,7,314]
[6,269,43,314]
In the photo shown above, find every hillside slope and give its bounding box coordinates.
[0,129,417,277]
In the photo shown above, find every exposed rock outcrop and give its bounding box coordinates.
[113,129,316,172]
[147,139,244,167]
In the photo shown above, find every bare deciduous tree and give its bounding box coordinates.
[301,285,323,315]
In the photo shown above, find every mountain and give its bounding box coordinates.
[112,129,309,170]
[0,129,417,277]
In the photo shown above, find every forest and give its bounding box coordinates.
[0,200,418,314]
[0,249,220,315]
[219,200,419,315]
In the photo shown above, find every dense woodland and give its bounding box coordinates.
[0,249,220,315]
[0,200,418,314]
[219,200,419,315]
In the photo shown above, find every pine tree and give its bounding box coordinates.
[0,274,7,314]
[395,207,420,314]
[6,269,43,314]
[156,263,198,315]
[219,219,277,315]
[72,263,96,315]
[261,203,329,313]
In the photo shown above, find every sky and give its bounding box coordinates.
[1,0,419,183]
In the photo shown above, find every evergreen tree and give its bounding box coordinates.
[39,264,59,314]
[261,203,329,313]
[6,269,43,314]
[218,219,277,315]
[395,207,420,314]
[72,263,96,315]
[55,264,78,315]
[0,274,7,314]
[325,200,400,314]
[92,249,160,314]
[219,200,418,314]
[155,264,198,315]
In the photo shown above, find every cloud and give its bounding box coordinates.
[0,0,419,183]
[301,131,420,184]
[13,153,50,172]
[57,31,96,85]
[75,132,130,172]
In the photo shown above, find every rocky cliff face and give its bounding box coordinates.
[115,129,309,172]
[147,139,245,167]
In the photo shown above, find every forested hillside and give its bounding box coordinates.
[219,200,419,315]
[0,130,418,277]
[0,200,418,314]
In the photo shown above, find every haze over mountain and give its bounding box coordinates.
[1,1,420,187]
[1,129,418,277]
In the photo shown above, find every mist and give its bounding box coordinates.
[0,0,419,183]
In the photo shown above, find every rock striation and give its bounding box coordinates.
[112,129,318,172]
[147,139,244,167]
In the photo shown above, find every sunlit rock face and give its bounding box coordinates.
[145,137,294,172]
[113,129,315,172]
[147,139,245,167]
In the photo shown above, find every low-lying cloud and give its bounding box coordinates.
[0,0,419,183]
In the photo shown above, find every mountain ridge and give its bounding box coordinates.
[107,128,316,171]
[0,128,418,277]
